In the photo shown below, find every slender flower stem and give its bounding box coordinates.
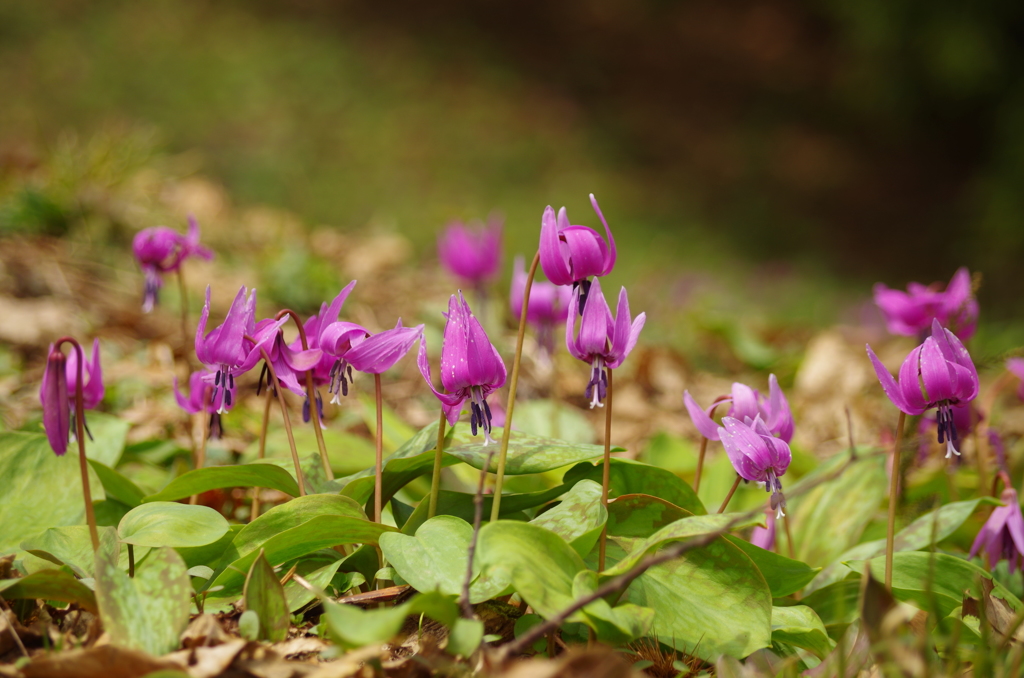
[127,544,135,578]
[598,368,614,572]
[428,411,447,519]
[276,309,332,480]
[693,396,729,494]
[252,391,273,520]
[177,269,193,374]
[249,339,305,497]
[461,450,495,619]
[717,475,742,514]
[885,411,906,590]
[57,338,99,552]
[374,373,384,524]
[491,251,540,522]
[188,386,211,506]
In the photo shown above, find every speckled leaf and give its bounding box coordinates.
[446,428,611,474]
[143,464,301,503]
[530,480,607,557]
[21,525,119,578]
[0,570,98,613]
[564,459,705,515]
[244,550,289,642]
[771,605,833,659]
[332,419,445,490]
[401,484,571,535]
[572,570,653,644]
[380,516,506,603]
[726,537,820,598]
[606,494,690,537]
[0,432,105,554]
[88,460,145,507]
[94,546,191,655]
[806,497,1000,594]
[118,502,229,548]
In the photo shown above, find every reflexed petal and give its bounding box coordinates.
[766,374,794,443]
[416,332,468,416]
[719,417,769,483]
[207,286,251,366]
[565,285,586,360]
[589,194,617,276]
[684,391,722,441]
[539,206,572,285]
[730,383,760,422]
[195,286,213,365]
[346,323,423,374]
[868,344,924,415]
[459,292,505,387]
[561,226,608,281]
[896,345,928,413]
[317,281,358,347]
[932,321,979,401]
[607,311,645,369]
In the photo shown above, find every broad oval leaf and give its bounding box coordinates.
[771,605,833,659]
[142,464,301,503]
[0,569,98,613]
[530,480,607,557]
[446,428,611,475]
[726,536,820,598]
[339,450,459,507]
[21,525,120,578]
[118,502,229,548]
[401,483,572,535]
[572,570,654,644]
[88,459,145,507]
[565,459,705,515]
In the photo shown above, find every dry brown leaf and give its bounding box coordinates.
[497,647,642,678]
[305,645,385,678]
[962,577,1024,646]
[21,645,184,678]
[271,636,329,659]
[180,614,230,649]
[164,638,247,678]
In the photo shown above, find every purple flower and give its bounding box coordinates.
[750,510,776,551]
[867,319,979,458]
[418,292,507,444]
[133,216,213,312]
[437,217,502,289]
[683,374,793,444]
[174,370,230,438]
[66,338,104,410]
[510,255,572,356]
[969,488,1024,574]
[539,194,617,308]
[195,286,258,413]
[319,319,424,407]
[39,339,103,456]
[873,267,978,340]
[565,278,645,409]
[719,416,792,519]
[241,317,323,397]
[1007,358,1024,402]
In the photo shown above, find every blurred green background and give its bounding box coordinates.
[2,0,1023,326]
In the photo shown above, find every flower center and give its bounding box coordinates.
[585,356,607,409]
[573,278,593,315]
[936,402,960,459]
[766,469,787,520]
[328,359,354,404]
[212,367,234,414]
[469,386,496,445]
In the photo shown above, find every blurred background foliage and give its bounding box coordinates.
[1,0,1023,333]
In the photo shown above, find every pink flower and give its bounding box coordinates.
[437,217,502,288]
[133,216,213,312]
[873,267,977,340]
[970,488,1024,573]
[683,375,793,443]
[509,255,572,356]
[539,194,616,311]
[719,416,792,519]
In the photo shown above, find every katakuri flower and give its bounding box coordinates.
[133,216,213,312]
[873,267,978,340]
[539,194,617,311]
[437,217,502,289]
[510,255,572,356]
[40,339,103,456]
[195,286,258,413]
[750,510,776,551]
[174,370,230,438]
[319,318,424,404]
[418,292,507,444]
[566,278,645,409]
[867,318,979,458]
[241,316,323,398]
[969,487,1024,573]
[719,416,791,519]
[684,374,794,443]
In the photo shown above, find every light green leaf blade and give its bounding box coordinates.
[447,618,484,657]
[572,570,654,644]
[564,459,705,515]
[21,525,119,578]
[771,605,833,659]
[118,502,229,548]
[446,428,610,474]
[142,464,301,503]
[0,569,98,613]
[530,480,607,557]
[725,536,820,598]
[82,412,130,467]
[244,550,290,642]
[401,484,572,535]
[88,459,146,508]
[801,579,860,640]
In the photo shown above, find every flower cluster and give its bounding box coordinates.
[874,267,977,340]
[133,216,213,312]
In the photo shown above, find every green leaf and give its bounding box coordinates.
[806,497,1000,595]
[572,570,654,644]
[175,525,242,569]
[800,579,860,640]
[283,559,357,612]
[530,480,607,557]
[338,450,460,506]
[320,591,459,648]
[238,610,259,640]
[771,605,833,659]
[94,546,192,655]
[725,537,820,598]
[564,459,705,515]
[21,525,120,578]
[118,502,229,548]
[788,451,887,567]
[380,516,506,604]
[332,419,444,488]
[447,618,484,657]
[446,428,610,474]
[857,552,1023,618]
[88,460,146,507]
[0,569,98,613]
[142,464,301,503]
[82,412,130,467]
[0,432,105,554]
[358,393,416,453]
[606,493,690,537]
[243,550,290,642]
[243,425,376,477]
[401,484,573,535]
[94,499,133,528]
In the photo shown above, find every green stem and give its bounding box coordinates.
[598,368,613,572]
[428,411,447,519]
[491,251,540,522]
[127,544,135,578]
[885,411,906,590]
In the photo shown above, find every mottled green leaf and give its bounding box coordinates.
[401,484,572,535]
[0,569,98,613]
[339,450,459,506]
[0,432,105,554]
[244,550,289,642]
[726,537,820,598]
[321,591,459,648]
[572,570,654,644]
[801,579,860,640]
[606,494,690,538]
[118,502,229,548]
[88,459,145,507]
[142,464,301,503]
[564,459,705,515]
[446,428,610,474]
[94,546,191,655]
[82,412,130,467]
[21,525,119,578]
[771,605,833,659]
[530,480,607,557]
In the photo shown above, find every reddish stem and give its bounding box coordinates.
[694,395,731,494]
[55,337,99,552]
[247,336,305,497]
[276,309,332,480]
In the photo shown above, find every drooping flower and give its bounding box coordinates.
[418,292,507,444]
[39,339,103,456]
[969,488,1024,574]
[867,319,979,458]
[917,403,975,462]
[873,267,978,340]
[318,318,424,408]
[510,255,572,357]
[750,510,776,551]
[133,216,214,312]
[539,194,617,310]
[719,416,791,519]
[66,338,104,411]
[565,278,645,409]
[240,317,323,398]
[174,370,230,438]
[683,374,793,444]
[437,217,502,290]
[1007,357,1024,401]
[195,286,258,413]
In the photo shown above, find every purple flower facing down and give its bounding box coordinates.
[565,278,645,409]
[718,416,792,519]
[1007,358,1024,402]
[133,216,213,312]
[873,267,978,340]
[241,317,323,398]
[318,319,424,409]
[174,370,231,438]
[39,339,104,456]
[437,217,502,288]
[867,319,979,458]
[750,510,776,551]
[683,374,793,444]
[320,321,370,403]
[418,292,507,444]
[510,255,572,356]
[970,488,1024,574]
[539,194,617,309]
[66,338,104,411]
[195,286,258,413]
